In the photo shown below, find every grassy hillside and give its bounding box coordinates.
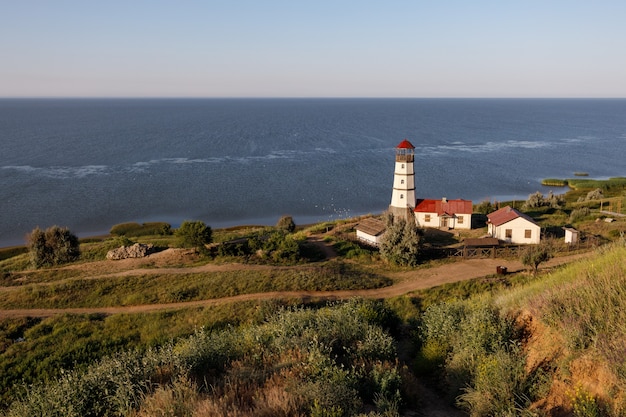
[1,197,625,416]
[2,240,625,416]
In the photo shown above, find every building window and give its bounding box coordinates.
[458,216,464,224]
[525,229,532,239]
[401,163,405,168]
[505,229,512,239]
[425,214,431,222]
[400,194,404,199]
[400,179,404,184]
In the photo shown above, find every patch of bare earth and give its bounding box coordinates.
[519,311,626,417]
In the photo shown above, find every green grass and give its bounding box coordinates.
[3,300,405,416]
[0,261,391,310]
[567,176,626,191]
[0,299,293,409]
[542,178,569,187]
[530,244,626,358]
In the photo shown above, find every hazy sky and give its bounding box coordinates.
[2,1,625,98]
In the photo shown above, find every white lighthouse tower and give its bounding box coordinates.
[388,139,416,222]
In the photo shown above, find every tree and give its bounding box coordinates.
[523,191,564,210]
[27,225,80,268]
[379,213,421,267]
[474,200,495,215]
[175,220,212,250]
[520,243,553,275]
[276,215,296,233]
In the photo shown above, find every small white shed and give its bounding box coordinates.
[355,217,386,247]
[563,227,579,245]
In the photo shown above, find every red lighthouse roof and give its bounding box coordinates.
[396,139,415,149]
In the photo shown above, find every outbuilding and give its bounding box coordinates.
[563,227,579,245]
[355,217,386,247]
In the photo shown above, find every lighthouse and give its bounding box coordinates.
[388,139,416,222]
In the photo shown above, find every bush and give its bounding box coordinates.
[418,300,533,415]
[26,226,80,268]
[520,243,553,275]
[6,300,405,417]
[250,230,302,264]
[524,191,564,209]
[110,222,171,237]
[175,221,212,250]
[474,200,495,215]
[379,213,421,267]
[276,215,296,233]
[570,207,591,222]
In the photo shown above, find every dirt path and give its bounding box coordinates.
[0,251,590,319]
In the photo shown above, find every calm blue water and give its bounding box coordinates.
[1,98,625,247]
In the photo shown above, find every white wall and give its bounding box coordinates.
[414,212,472,230]
[390,161,415,209]
[490,217,540,244]
[356,230,384,246]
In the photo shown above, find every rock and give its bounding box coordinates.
[106,243,156,260]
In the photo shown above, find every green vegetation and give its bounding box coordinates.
[520,242,553,275]
[523,190,565,209]
[110,222,172,237]
[26,226,80,268]
[568,176,626,191]
[3,237,626,415]
[541,178,569,187]
[276,215,296,232]
[542,176,626,191]
[2,193,626,416]
[0,261,390,310]
[0,247,28,262]
[175,220,212,250]
[379,213,422,266]
[4,300,412,417]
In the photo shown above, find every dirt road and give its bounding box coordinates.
[0,250,590,318]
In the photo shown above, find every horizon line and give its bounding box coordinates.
[1,96,626,100]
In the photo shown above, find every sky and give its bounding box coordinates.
[1,1,625,98]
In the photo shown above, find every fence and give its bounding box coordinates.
[438,245,523,259]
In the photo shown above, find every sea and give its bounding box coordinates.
[1,98,625,247]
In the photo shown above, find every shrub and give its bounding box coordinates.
[251,230,302,264]
[456,345,531,416]
[175,221,212,250]
[474,200,495,215]
[524,191,565,209]
[379,213,421,267]
[276,215,296,233]
[26,226,80,268]
[520,243,553,275]
[110,222,171,237]
[570,207,591,222]
[5,300,408,417]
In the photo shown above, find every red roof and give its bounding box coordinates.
[414,199,472,216]
[396,139,415,149]
[486,206,538,227]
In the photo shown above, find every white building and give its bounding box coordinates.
[564,227,579,245]
[414,198,473,230]
[486,206,541,244]
[355,217,386,247]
